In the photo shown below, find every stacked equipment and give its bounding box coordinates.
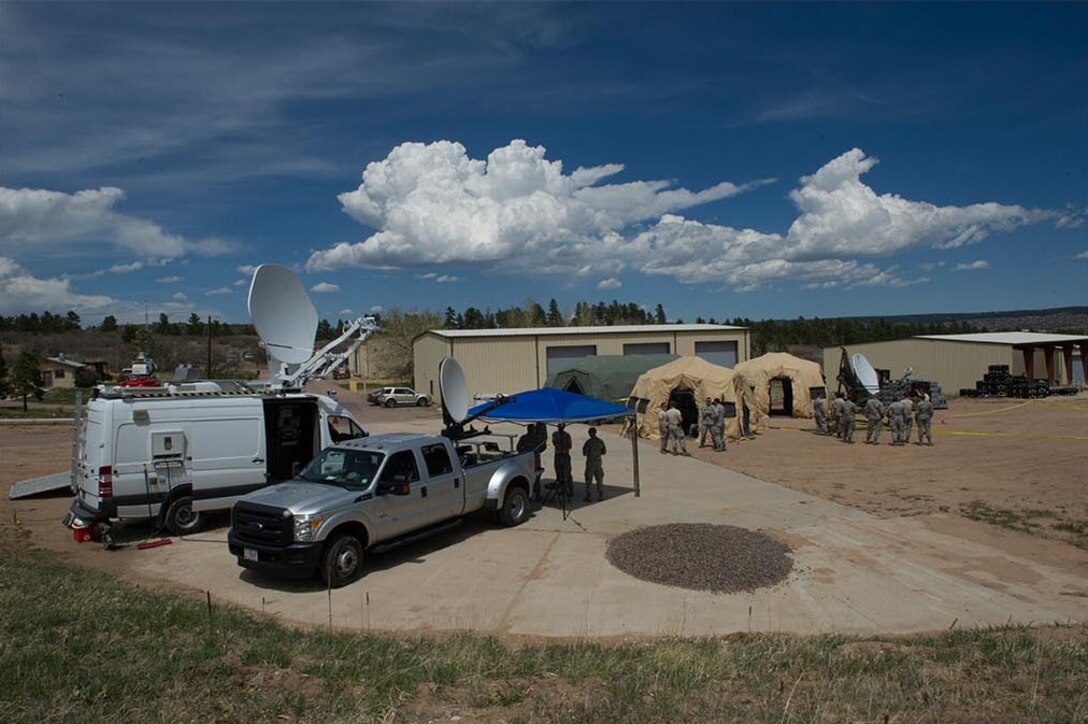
[960,365,1050,399]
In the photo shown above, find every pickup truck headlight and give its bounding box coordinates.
[293,514,323,542]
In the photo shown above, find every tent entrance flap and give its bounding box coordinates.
[668,386,698,434]
[769,376,794,417]
[563,377,585,395]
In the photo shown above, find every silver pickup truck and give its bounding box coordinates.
[227,432,536,587]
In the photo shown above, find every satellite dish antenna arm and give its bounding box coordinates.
[282,316,380,388]
[440,394,515,441]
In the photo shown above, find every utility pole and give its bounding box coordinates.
[143,298,149,330]
[206,315,213,380]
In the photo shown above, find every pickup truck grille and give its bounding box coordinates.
[232,502,293,546]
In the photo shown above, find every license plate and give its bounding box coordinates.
[244,548,259,562]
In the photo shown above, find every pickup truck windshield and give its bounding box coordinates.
[298,449,385,490]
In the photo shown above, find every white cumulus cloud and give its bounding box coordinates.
[953,260,991,272]
[0,186,234,260]
[237,264,258,275]
[310,282,341,293]
[306,143,1053,292]
[205,286,233,296]
[157,275,183,283]
[0,256,120,314]
[435,275,460,283]
[1075,251,1088,260]
[172,291,188,301]
[339,308,354,316]
[597,277,622,289]
[306,139,771,273]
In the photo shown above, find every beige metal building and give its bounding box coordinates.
[414,324,750,403]
[823,332,1088,395]
[41,355,87,389]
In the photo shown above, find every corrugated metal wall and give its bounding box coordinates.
[414,328,749,405]
[822,339,1015,394]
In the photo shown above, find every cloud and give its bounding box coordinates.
[172,291,188,301]
[368,304,384,313]
[204,286,233,296]
[597,277,622,289]
[157,275,183,283]
[306,139,771,272]
[0,186,234,260]
[1075,251,1088,260]
[308,144,1052,292]
[232,278,248,286]
[108,261,144,274]
[952,260,991,272]
[310,282,341,293]
[236,265,258,275]
[435,275,460,283]
[0,256,120,314]
[339,308,354,316]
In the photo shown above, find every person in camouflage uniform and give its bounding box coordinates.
[915,394,934,445]
[886,398,905,445]
[582,427,607,501]
[698,397,713,448]
[901,395,915,443]
[864,395,885,444]
[710,397,727,452]
[841,396,858,443]
[813,395,828,435]
[830,392,846,439]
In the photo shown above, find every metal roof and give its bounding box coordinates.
[45,356,86,368]
[424,324,745,339]
[915,332,1088,346]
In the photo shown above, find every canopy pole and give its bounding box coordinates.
[629,417,640,498]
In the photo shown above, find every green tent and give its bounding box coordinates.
[545,354,680,404]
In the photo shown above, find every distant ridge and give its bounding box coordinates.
[813,307,1088,334]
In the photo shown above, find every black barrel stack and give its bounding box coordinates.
[960,364,1050,399]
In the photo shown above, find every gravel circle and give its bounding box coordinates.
[606,523,794,593]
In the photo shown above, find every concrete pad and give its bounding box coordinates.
[80,420,1088,637]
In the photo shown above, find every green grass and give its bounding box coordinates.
[1,528,1086,723]
[0,408,73,419]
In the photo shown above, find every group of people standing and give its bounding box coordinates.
[696,397,734,451]
[813,391,934,445]
[519,422,609,503]
[657,401,692,455]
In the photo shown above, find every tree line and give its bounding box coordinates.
[1,311,258,338]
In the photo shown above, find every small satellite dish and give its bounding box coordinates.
[850,353,881,394]
[248,265,318,367]
[439,356,469,424]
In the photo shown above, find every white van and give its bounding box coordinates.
[65,386,367,538]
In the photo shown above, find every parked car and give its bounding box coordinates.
[369,386,429,408]
[228,432,535,586]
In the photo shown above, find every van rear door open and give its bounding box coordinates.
[263,398,320,483]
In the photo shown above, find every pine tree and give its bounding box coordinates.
[546,298,563,327]
[11,351,44,412]
[0,350,12,399]
[99,315,118,333]
[443,306,457,328]
[654,304,667,325]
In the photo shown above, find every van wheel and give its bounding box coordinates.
[321,534,364,588]
[164,496,203,536]
[499,485,530,527]
[384,399,397,408]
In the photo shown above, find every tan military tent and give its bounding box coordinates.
[624,356,744,440]
[733,352,825,422]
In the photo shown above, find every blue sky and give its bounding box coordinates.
[1,2,1085,325]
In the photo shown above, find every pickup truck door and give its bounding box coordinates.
[420,441,464,522]
[371,449,431,540]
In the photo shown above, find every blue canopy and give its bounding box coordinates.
[467,387,633,424]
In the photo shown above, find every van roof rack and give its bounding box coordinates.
[93,385,306,400]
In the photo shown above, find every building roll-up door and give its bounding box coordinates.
[623,342,670,355]
[545,345,597,377]
[695,341,738,368]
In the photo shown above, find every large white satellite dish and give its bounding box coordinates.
[850,353,881,395]
[248,264,318,367]
[439,356,469,424]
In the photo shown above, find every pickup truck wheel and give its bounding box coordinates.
[384,399,397,409]
[416,397,428,407]
[164,496,203,536]
[321,534,364,588]
[499,485,530,526]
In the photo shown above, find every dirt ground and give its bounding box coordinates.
[689,395,1088,549]
[3,390,1087,589]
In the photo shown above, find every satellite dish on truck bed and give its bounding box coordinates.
[439,356,469,424]
[248,264,318,366]
[850,353,881,395]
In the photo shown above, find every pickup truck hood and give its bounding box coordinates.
[243,481,358,516]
